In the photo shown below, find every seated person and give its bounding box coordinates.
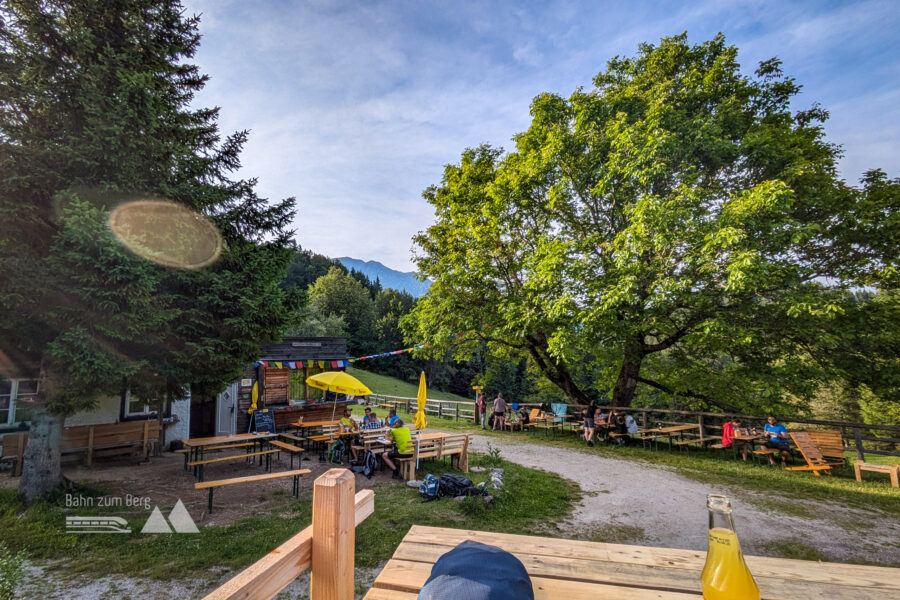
[518,407,530,424]
[721,416,749,461]
[381,419,414,479]
[339,408,358,433]
[611,411,629,444]
[763,416,791,466]
[385,408,400,427]
[624,413,639,435]
[595,408,607,426]
[362,409,383,429]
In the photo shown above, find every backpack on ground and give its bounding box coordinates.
[438,474,479,498]
[419,473,440,502]
[328,438,346,464]
[362,450,378,478]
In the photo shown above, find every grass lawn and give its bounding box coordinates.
[347,367,474,404]
[0,453,577,581]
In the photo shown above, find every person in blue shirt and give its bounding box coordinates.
[763,416,791,466]
[362,409,382,429]
[385,408,400,427]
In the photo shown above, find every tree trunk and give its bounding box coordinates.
[19,407,63,504]
[611,337,645,408]
[524,335,592,405]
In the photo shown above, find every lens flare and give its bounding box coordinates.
[108,200,223,269]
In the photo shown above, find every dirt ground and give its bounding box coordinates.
[5,431,900,598]
[467,434,900,565]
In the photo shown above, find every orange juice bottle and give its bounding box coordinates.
[701,494,760,600]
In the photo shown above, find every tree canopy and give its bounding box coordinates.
[407,33,898,412]
[0,0,300,500]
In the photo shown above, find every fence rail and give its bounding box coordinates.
[204,468,374,600]
[518,403,899,460]
[367,394,475,423]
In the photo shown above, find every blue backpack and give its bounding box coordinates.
[419,473,440,501]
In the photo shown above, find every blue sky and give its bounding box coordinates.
[183,0,899,271]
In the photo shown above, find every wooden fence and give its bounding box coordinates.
[204,468,374,600]
[520,403,900,461]
[368,394,476,423]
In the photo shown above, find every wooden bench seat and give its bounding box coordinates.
[195,468,311,513]
[188,449,278,481]
[270,440,305,468]
[205,442,254,452]
[278,433,305,443]
[854,461,899,487]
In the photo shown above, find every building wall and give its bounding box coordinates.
[165,395,191,446]
[63,395,121,427]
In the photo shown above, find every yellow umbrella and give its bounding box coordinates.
[415,372,428,431]
[306,371,372,396]
[414,372,428,471]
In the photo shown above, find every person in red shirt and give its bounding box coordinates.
[721,416,749,461]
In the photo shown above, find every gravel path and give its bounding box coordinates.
[468,434,900,565]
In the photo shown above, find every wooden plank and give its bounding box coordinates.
[86,426,94,467]
[363,588,419,600]
[399,526,900,591]
[195,469,311,490]
[372,559,702,599]
[203,487,373,600]
[188,449,277,467]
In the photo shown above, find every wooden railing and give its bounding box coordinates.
[204,468,374,600]
[368,394,475,423]
[520,403,900,460]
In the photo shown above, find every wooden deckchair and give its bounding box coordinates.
[786,430,844,476]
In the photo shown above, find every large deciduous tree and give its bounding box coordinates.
[408,34,898,409]
[0,1,299,501]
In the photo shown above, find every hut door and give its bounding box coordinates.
[216,383,237,436]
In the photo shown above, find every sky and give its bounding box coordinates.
[183,0,900,271]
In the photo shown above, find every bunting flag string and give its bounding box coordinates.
[253,359,352,369]
[348,343,430,363]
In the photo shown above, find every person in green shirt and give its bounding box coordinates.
[382,419,414,479]
[339,408,358,432]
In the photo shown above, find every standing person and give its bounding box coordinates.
[492,393,507,431]
[475,393,487,429]
[763,416,791,466]
[582,406,596,447]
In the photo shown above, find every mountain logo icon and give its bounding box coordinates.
[140,499,199,534]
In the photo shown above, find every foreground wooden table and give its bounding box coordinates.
[366,525,900,599]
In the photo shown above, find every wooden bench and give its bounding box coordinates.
[805,429,846,467]
[0,432,26,477]
[351,428,391,456]
[1,420,159,476]
[205,442,254,452]
[188,449,279,481]
[195,468,311,513]
[396,438,442,480]
[786,430,843,475]
[854,461,899,487]
[438,434,470,472]
[269,440,305,468]
[278,432,305,443]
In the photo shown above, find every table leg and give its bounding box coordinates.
[208,489,214,514]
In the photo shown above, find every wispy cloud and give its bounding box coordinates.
[183,0,900,270]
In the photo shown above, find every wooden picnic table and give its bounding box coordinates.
[367,525,900,599]
[182,433,276,462]
[642,424,700,450]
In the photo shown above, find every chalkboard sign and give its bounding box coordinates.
[253,409,275,434]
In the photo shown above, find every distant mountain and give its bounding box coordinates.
[337,257,431,298]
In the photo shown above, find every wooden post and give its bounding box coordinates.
[311,468,355,600]
[854,427,865,461]
[438,402,443,418]
[86,426,94,467]
[14,433,25,477]
[697,414,704,439]
[142,419,150,459]
[641,410,647,428]
[303,366,309,399]
[455,403,459,422]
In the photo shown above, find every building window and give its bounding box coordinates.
[0,379,39,426]
[124,390,155,417]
